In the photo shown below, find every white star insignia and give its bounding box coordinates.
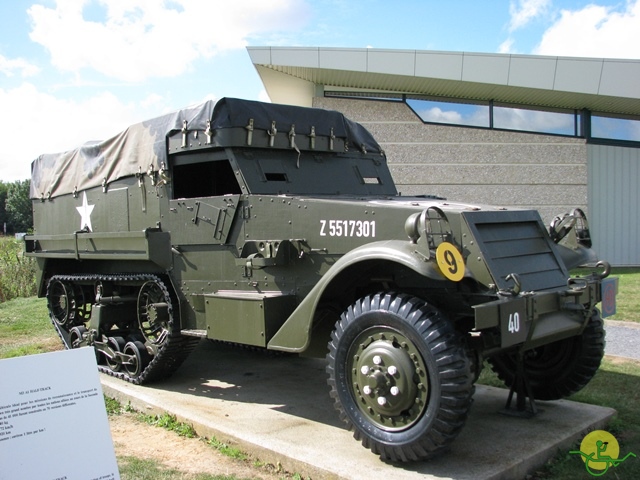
[76,192,95,232]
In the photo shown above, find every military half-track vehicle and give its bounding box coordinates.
[26,98,613,462]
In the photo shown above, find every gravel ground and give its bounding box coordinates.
[605,321,640,360]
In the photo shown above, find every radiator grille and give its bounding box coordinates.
[464,211,568,292]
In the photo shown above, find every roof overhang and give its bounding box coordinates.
[248,46,640,116]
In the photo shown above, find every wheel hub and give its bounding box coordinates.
[349,330,429,431]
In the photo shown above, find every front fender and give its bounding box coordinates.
[267,240,447,352]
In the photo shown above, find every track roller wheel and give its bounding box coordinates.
[123,341,151,378]
[105,336,127,372]
[68,326,88,349]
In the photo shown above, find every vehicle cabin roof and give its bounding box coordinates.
[30,98,386,200]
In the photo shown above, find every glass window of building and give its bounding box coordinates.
[493,105,576,136]
[591,114,640,142]
[406,98,490,128]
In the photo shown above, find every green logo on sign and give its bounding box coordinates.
[570,430,636,476]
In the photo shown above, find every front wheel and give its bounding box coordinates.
[488,309,605,401]
[326,293,474,462]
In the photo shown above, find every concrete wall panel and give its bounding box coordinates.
[415,51,463,80]
[319,48,368,71]
[367,49,416,76]
[384,143,586,165]
[390,164,586,186]
[462,53,510,84]
[554,58,602,95]
[316,98,419,123]
[363,122,584,144]
[315,97,588,226]
[398,184,586,209]
[508,56,557,90]
[599,60,640,99]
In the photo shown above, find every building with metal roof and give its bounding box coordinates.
[248,46,640,266]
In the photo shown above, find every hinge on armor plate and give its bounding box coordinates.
[308,126,316,149]
[205,120,213,145]
[289,124,296,148]
[242,262,253,278]
[181,120,188,148]
[136,166,147,212]
[245,118,254,145]
[267,121,277,147]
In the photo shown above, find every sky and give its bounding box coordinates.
[1,0,640,182]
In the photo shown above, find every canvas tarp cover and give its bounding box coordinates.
[30,97,383,200]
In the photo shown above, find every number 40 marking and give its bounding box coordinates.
[508,312,521,334]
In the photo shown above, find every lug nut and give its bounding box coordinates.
[390,386,400,396]
[377,396,387,406]
[363,385,372,395]
[373,355,382,365]
[360,365,370,375]
[387,365,397,375]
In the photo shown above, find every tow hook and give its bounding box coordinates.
[596,261,611,279]
[499,273,522,296]
[565,260,611,297]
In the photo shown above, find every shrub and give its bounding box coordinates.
[0,237,37,302]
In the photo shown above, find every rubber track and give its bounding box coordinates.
[47,273,201,385]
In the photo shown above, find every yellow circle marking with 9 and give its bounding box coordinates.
[436,242,465,282]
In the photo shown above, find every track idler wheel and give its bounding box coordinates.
[47,278,90,329]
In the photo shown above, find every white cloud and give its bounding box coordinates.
[534,0,640,58]
[420,107,463,124]
[0,54,40,77]
[508,0,551,32]
[493,106,574,133]
[0,83,168,181]
[500,0,551,54]
[498,38,515,54]
[416,106,488,127]
[28,0,309,82]
[139,93,165,110]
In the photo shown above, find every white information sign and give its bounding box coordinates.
[0,347,120,480]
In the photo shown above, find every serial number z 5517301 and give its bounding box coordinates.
[320,219,376,237]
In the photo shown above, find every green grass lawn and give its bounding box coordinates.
[608,268,640,322]
[0,296,60,358]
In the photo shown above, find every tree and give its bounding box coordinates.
[0,181,7,234]
[6,180,33,233]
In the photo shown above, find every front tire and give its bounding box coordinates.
[326,293,474,462]
[488,309,605,401]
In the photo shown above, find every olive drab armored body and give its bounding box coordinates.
[26,98,614,462]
